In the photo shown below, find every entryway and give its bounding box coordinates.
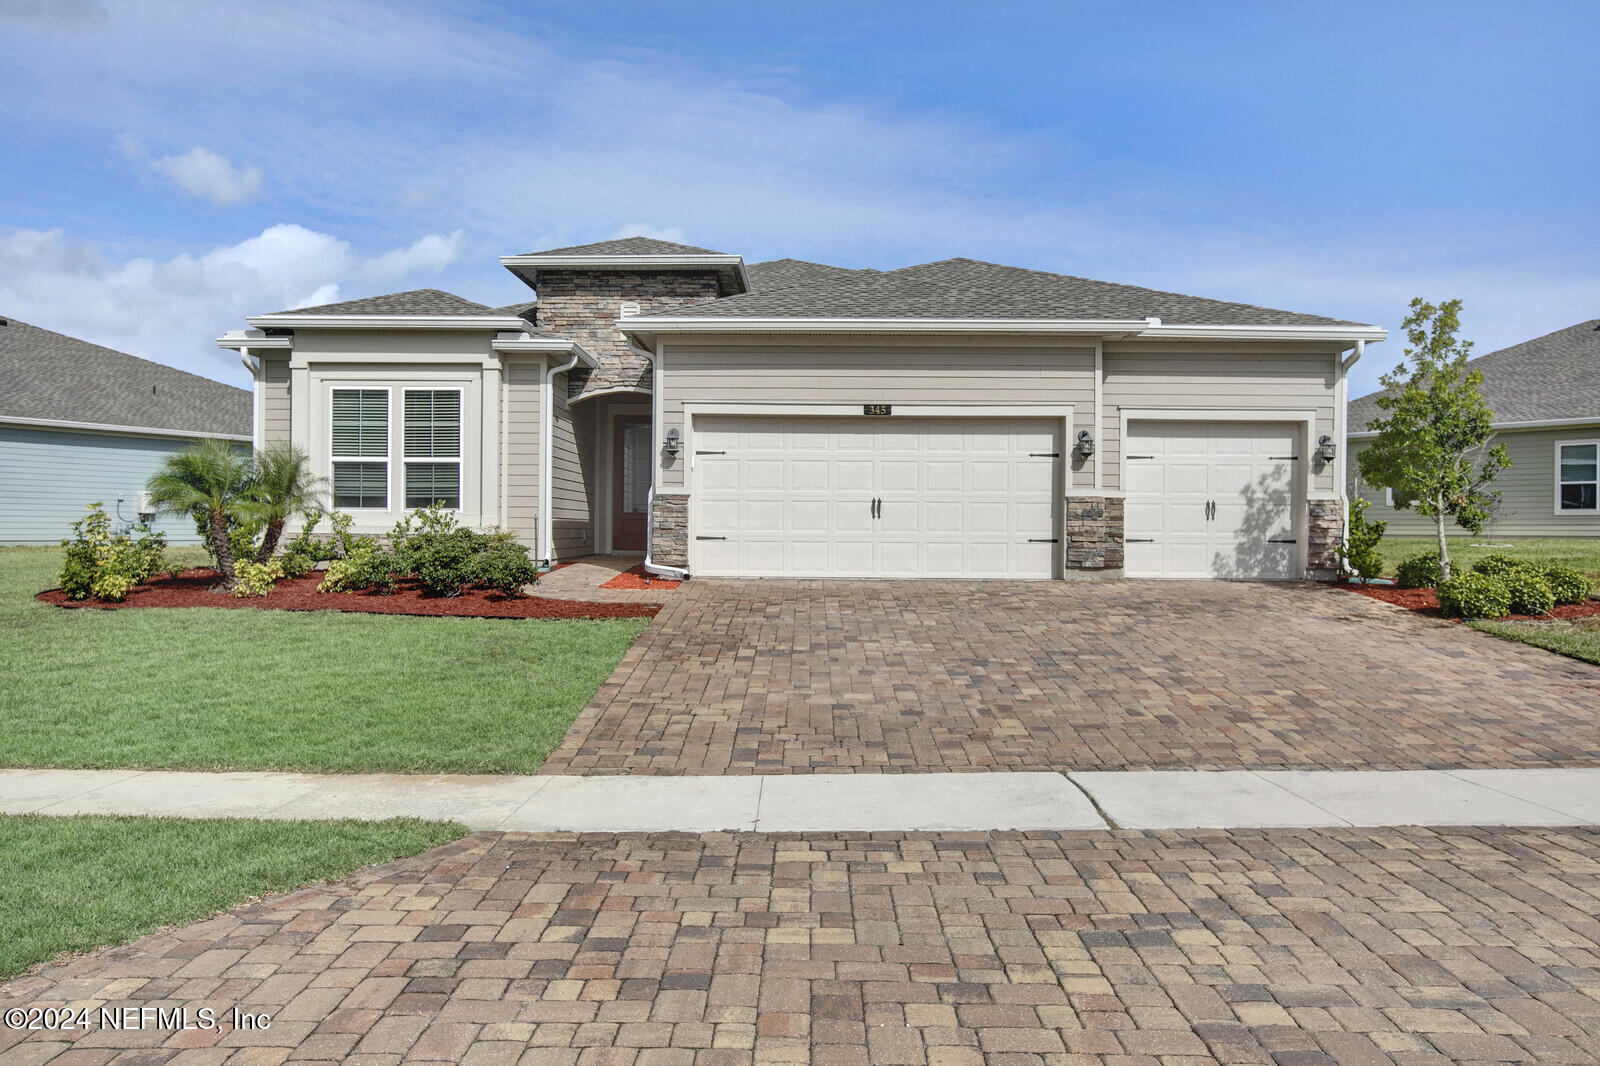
[611,416,651,552]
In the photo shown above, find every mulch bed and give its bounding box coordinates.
[1329,581,1600,622]
[37,569,659,620]
[601,564,681,591]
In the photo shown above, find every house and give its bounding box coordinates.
[218,237,1386,580]
[1348,319,1600,538]
[1,316,251,544]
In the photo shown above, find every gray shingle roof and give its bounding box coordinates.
[273,289,498,316]
[517,237,726,257]
[745,259,879,291]
[650,257,1361,325]
[0,316,249,437]
[1350,319,1600,431]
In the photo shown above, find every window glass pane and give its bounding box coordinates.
[622,422,651,514]
[332,461,387,508]
[404,390,461,458]
[405,462,461,509]
[1560,483,1598,511]
[1560,443,1598,463]
[331,390,387,457]
[1562,461,1599,483]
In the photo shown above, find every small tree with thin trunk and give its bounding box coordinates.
[1357,297,1509,581]
[239,444,325,562]
[146,439,254,588]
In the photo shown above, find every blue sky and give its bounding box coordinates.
[2,0,1596,399]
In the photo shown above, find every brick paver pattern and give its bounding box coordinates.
[6,828,1600,1064]
[542,580,1600,775]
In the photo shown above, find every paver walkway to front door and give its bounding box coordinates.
[542,579,1600,775]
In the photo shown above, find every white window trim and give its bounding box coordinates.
[402,386,465,512]
[329,385,391,511]
[1555,438,1600,514]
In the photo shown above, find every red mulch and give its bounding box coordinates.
[37,568,658,620]
[1328,581,1600,622]
[600,564,681,591]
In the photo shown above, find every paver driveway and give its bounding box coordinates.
[543,580,1600,775]
[6,827,1600,1065]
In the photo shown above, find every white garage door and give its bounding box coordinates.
[1124,420,1300,579]
[692,416,1060,578]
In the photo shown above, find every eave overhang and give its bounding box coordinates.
[500,253,750,296]
[244,314,530,331]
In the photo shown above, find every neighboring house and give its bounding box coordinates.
[1,316,250,544]
[219,237,1385,580]
[1348,319,1600,538]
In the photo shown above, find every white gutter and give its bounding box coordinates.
[246,314,528,331]
[627,337,688,581]
[618,316,1387,343]
[1350,414,1600,439]
[217,330,291,350]
[0,414,250,442]
[540,351,582,566]
[1140,323,1387,342]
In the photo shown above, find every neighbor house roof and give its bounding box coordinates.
[745,258,880,291]
[644,257,1362,327]
[0,316,249,438]
[518,237,726,257]
[1349,318,1600,431]
[274,288,501,316]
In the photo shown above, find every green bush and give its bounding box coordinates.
[1501,569,1555,615]
[318,547,397,594]
[1470,553,1526,578]
[1540,566,1595,606]
[1436,572,1511,619]
[1394,552,1444,589]
[1343,497,1386,580]
[233,559,285,598]
[281,512,337,563]
[410,528,482,596]
[57,503,167,602]
[327,511,379,560]
[278,551,316,579]
[470,541,538,596]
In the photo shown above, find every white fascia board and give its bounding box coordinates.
[490,334,599,368]
[1136,323,1388,342]
[245,314,528,330]
[500,253,749,291]
[1350,415,1600,439]
[217,330,292,350]
[619,316,1158,336]
[1,414,251,442]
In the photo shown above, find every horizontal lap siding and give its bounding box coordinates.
[1102,343,1342,495]
[0,425,213,544]
[503,360,541,546]
[262,356,290,446]
[1352,426,1600,537]
[550,378,594,559]
[660,339,1097,491]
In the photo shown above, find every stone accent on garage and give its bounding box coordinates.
[1064,495,1124,574]
[650,492,689,569]
[530,269,722,401]
[1307,499,1344,577]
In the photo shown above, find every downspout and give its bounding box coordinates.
[239,351,261,452]
[1337,340,1364,573]
[541,350,581,568]
[628,338,688,580]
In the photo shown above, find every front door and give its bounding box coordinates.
[612,417,651,552]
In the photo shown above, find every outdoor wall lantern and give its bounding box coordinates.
[1317,434,1337,463]
[664,427,681,457]
[1075,429,1095,458]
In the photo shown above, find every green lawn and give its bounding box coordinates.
[0,547,647,773]
[0,814,463,979]
[1470,617,1600,666]
[1378,537,1600,581]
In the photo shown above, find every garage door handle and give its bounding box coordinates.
[695,450,725,456]
[1029,452,1060,458]
[695,535,727,541]
[1269,455,1299,461]
[1028,538,1059,543]
[1268,538,1298,543]
[1126,454,1154,460]
[872,497,880,519]
[1125,538,1154,543]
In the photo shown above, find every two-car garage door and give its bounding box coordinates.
[692,416,1060,578]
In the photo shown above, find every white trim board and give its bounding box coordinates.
[0,415,250,443]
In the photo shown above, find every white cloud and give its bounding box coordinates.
[148,146,263,206]
[0,224,467,383]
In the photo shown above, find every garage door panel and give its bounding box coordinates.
[879,460,919,492]
[790,459,829,490]
[835,460,874,492]
[967,460,1011,493]
[1125,461,1165,495]
[924,460,963,492]
[1013,499,1054,534]
[923,500,965,534]
[744,500,784,533]
[789,499,830,533]
[968,501,1010,535]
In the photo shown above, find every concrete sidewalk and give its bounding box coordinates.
[5,766,1600,830]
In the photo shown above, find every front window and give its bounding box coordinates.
[403,389,462,509]
[330,388,389,509]
[1558,441,1599,512]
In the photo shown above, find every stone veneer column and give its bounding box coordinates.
[1064,496,1124,575]
[650,494,689,570]
[1306,500,1345,578]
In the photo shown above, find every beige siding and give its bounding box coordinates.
[1352,426,1600,538]
[1101,342,1343,494]
[261,355,290,446]
[550,376,596,559]
[502,358,541,546]
[659,338,1097,490]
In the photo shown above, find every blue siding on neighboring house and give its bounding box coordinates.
[0,424,216,544]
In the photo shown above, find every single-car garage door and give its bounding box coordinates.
[1123,420,1300,579]
[692,415,1060,578]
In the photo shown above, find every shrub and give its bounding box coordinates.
[327,511,378,560]
[1343,497,1386,580]
[282,512,337,563]
[1470,553,1526,578]
[58,503,167,601]
[1540,566,1595,606]
[278,550,316,579]
[1394,552,1443,589]
[233,559,285,598]
[410,528,482,596]
[318,547,397,594]
[470,541,538,596]
[1436,572,1511,619]
[1500,569,1555,615]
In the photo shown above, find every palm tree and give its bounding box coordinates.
[146,439,253,588]
[240,444,325,562]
